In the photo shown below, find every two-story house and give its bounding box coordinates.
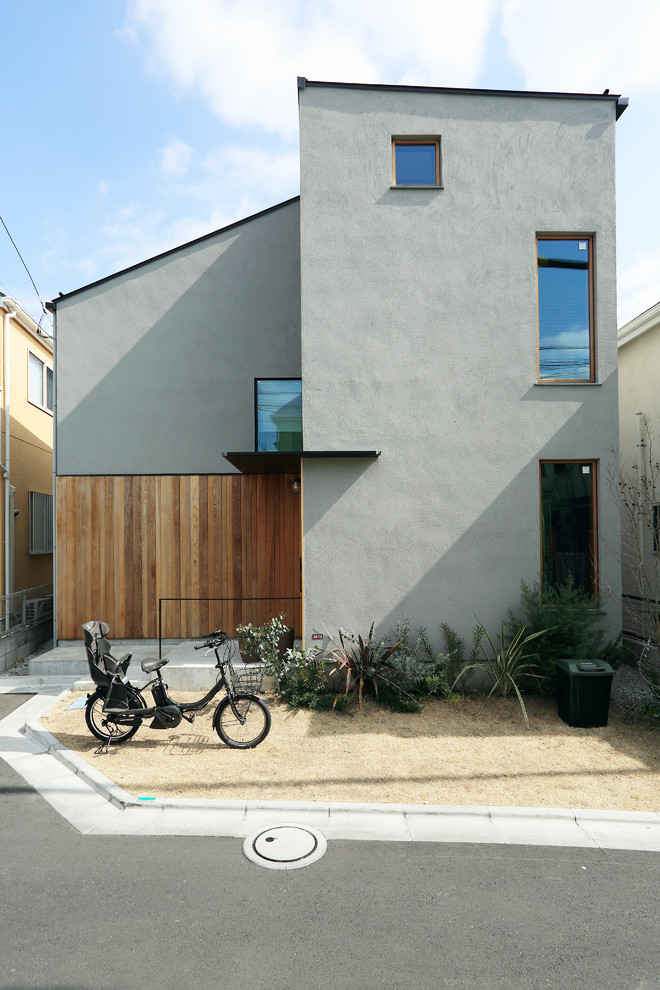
[0,293,54,667]
[617,300,660,658]
[49,80,626,649]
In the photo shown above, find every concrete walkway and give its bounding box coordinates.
[2,675,660,850]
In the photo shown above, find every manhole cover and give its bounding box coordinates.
[243,823,327,870]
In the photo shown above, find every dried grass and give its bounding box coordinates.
[40,691,660,812]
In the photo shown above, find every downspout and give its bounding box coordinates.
[636,411,645,567]
[2,301,14,610]
[48,300,57,645]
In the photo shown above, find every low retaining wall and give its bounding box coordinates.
[0,619,53,673]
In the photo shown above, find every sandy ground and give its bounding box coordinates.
[40,690,660,812]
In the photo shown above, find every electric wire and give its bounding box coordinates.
[0,215,54,335]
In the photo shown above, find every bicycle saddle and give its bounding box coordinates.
[141,657,169,673]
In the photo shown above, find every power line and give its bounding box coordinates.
[0,214,53,328]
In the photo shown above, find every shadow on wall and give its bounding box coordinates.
[57,201,301,476]
[303,371,621,651]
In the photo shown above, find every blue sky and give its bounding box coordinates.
[2,0,659,334]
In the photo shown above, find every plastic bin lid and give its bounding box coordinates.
[556,659,614,675]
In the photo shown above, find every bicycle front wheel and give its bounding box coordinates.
[214,694,271,749]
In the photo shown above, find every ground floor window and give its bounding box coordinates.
[29,491,53,554]
[540,461,597,597]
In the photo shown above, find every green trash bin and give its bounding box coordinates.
[556,659,614,728]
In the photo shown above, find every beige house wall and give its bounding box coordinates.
[0,300,53,595]
[618,310,660,473]
[617,302,660,651]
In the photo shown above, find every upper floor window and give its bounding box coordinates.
[537,236,594,382]
[392,138,441,187]
[28,352,53,412]
[255,379,302,452]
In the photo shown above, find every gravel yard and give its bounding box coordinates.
[40,679,660,812]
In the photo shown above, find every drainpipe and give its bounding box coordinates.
[636,411,646,568]
[1,298,14,625]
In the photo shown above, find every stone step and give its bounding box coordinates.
[28,641,273,692]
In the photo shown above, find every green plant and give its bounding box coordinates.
[328,622,411,707]
[267,644,331,709]
[452,619,548,728]
[235,614,290,666]
[507,579,622,695]
[438,622,485,691]
[378,620,447,701]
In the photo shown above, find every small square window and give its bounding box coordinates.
[393,139,441,186]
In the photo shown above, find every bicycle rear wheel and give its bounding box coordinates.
[85,687,145,743]
[214,693,271,749]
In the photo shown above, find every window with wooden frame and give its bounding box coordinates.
[540,461,597,598]
[537,236,594,382]
[392,138,441,187]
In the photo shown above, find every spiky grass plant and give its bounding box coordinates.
[452,619,548,728]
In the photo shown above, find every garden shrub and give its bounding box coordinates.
[506,579,623,695]
[267,644,331,709]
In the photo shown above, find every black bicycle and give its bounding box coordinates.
[82,621,271,749]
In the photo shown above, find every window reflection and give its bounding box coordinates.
[537,238,592,381]
[393,142,439,186]
[256,379,302,452]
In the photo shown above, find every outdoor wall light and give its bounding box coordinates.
[291,478,301,494]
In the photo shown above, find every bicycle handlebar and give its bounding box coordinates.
[194,630,229,651]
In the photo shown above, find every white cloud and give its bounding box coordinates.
[201,144,299,198]
[160,137,193,177]
[501,0,660,94]
[126,0,497,138]
[75,141,299,283]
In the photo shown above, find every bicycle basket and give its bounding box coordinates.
[229,661,265,694]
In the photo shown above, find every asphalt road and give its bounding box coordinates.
[1,709,659,990]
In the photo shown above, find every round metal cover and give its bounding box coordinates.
[243,823,327,870]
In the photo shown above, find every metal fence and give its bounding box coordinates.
[157,596,302,658]
[0,584,53,637]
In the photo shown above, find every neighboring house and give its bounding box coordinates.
[617,300,660,654]
[49,80,626,648]
[0,293,54,665]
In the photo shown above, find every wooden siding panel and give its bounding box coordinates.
[56,475,302,641]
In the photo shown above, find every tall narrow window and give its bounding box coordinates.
[29,491,53,554]
[537,237,594,381]
[540,461,597,597]
[28,353,53,412]
[392,139,441,186]
[255,379,302,452]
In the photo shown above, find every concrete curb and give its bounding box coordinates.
[3,686,660,847]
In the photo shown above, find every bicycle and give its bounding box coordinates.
[82,621,271,750]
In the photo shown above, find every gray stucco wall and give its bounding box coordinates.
[56,199,301,475]
[299,84,622,648]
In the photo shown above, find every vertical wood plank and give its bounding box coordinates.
[55,472,303,640]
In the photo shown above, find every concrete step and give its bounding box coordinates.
[28,641,272,692]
